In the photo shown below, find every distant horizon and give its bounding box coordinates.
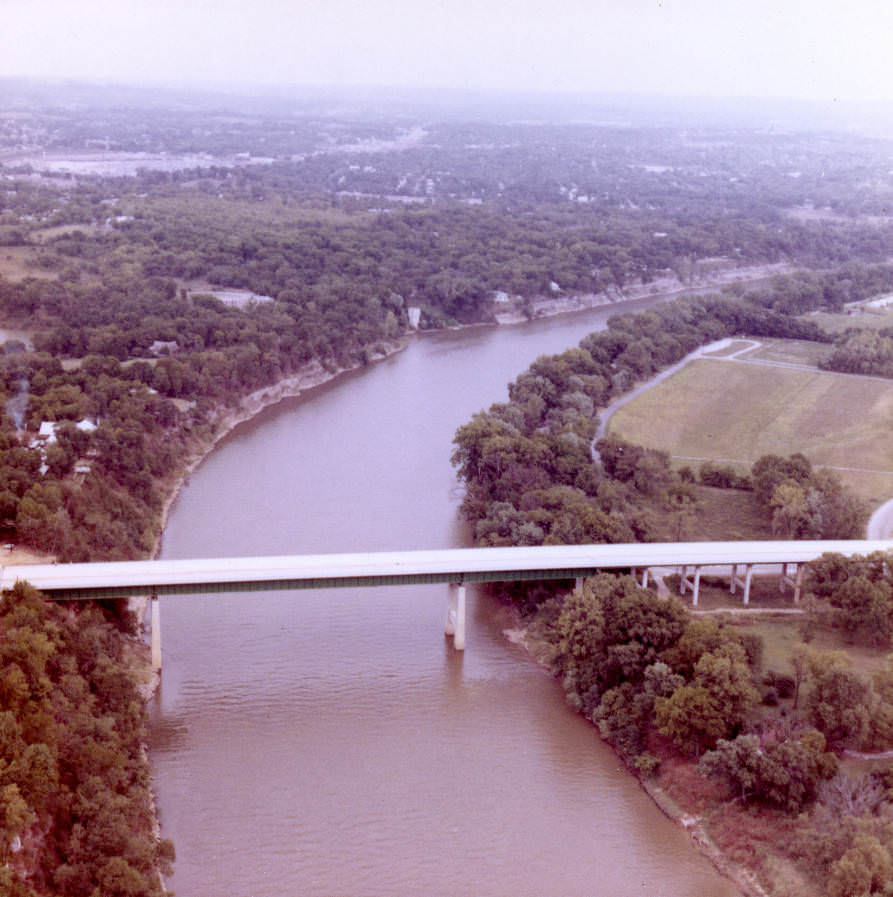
[5,71,893,107]
[4,1,893,108]
[4,75,893,134]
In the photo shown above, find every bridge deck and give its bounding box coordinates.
[3,540,891,600]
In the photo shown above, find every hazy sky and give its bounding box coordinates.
[2,0,893,102]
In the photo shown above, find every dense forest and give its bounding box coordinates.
[0,582,173,897]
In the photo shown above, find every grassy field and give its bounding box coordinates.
[807,307,893,333]
[649,485,773,542]
[743,339,835,366]
[722,614,891,681]
[0,245,56,281]
[607,357,893,504]
[31,223,104,242]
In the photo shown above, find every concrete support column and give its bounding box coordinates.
[454,584,466,651]
[679,566,701,606]
[446,583,466,650]
[445,583,457,636]
[780,563,804,602]
[641,568,649,589]
[730,564,753,603]
[743,564,754,604]
[575,577,584,591]
[150,594,162,673]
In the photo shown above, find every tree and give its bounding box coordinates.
[0,784,34,863]
[834,575,893,646]
[552,574,688,708]
[827,834,893,897]
[663,617,740,678]
[656,644,758,756]
[655,684,727,757]
[752,453,812,504]
[699,729,837,811]
[805,653,873,749]
[553,580,606,702]
[770,480,810,537]
[594,681,649,759]
[691,643,760,731]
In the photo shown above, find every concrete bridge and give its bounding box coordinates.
[3,539,892,668]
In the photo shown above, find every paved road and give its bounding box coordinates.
[868,499,893,539]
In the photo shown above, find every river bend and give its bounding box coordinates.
[149,300,739,896]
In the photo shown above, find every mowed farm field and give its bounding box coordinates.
[606,357,893,503]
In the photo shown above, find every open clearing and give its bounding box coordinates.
[607,357,893,503]
[0,245,56,281]
[742,338,834,366]
[807,307,893,333]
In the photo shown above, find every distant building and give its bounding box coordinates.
[149,340,179,356]
[37,419,97,444]
[37,421,58,443]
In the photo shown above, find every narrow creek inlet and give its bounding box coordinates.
[148,300,740,897]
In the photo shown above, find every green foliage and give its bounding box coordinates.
[0,583,173,896]
[749,455,867,539]
[805,653,874,750]
[662,616,744,678]
[698,461,751,491]
[805,553,893,647]
[554,574,688,702]
[656,644,759,756]
[699,729,837,811]
[823,328,893,380]
[654,684,728,758]
[594,682,650,760]
[827,834,893,897]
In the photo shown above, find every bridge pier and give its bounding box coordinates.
[150,593,162,672]
[730,564,754,604]
[679,565,701,605]
[446,583,466,651]
[780,563,805,602]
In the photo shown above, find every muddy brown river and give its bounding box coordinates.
[148,300,739,896]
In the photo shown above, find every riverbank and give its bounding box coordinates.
[131,338,411,698]
[152,338,410,554]
[493,261,795,325]
[511,608,769,897]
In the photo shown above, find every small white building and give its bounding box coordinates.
[38,421,58,443]
[37,419,97,445]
